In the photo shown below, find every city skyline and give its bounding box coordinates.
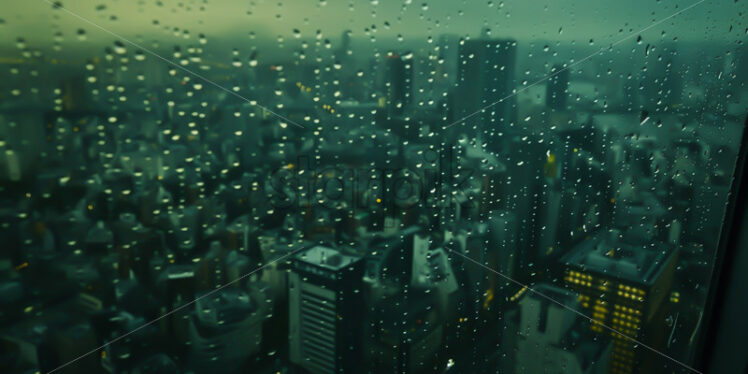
[0,1,746,374]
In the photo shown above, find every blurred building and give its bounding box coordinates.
[516,284,610,374]
[454,37,517,143]
[546,64,570,111]
[639,42,683,112]
[60,74,91,113]
[187,287,273,373]
[384,54,413,116]
[368,292,443,373]
[561,230,679,374]
[288,246,365,374]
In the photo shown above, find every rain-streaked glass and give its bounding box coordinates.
[0,1,745,374]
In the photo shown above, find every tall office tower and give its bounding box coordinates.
[436,34,459,93]
[487,210,519,278]
[472,153,508,214]
[454,38,517,142]
[546,64,569,111]
[639,42,682,112]
[384,53,413,115]
[60,74,90,113]
[517,150,565,265]
[554,186,592,250]
[141,57,167,89]
[289,246,365,374]
[445,221,497,324]
[534,176,563,260]
[516,284,610,374]
[502,134,559,271]
[333,30,357,99]
[561,231,679,374]
[563,149,614,232]
[485,210,519,311]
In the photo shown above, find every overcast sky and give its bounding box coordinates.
[0,0,744,57]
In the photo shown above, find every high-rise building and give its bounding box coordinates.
[561,231,679,374]
[639,42,682,112]
[487,210,519,283]
[454,38,517,139]
[60,74,90,113]
[534,178,563,259]
[546,64,569,111]
[289,246,365,374]
[334,30,357,100]
[384,54,413,115]
[436,34,459,93]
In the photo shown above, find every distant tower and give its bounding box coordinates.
[335,30,356,99]
[384,53,413,115]
[454,38,517,140]
[640,43,682,111]
[60,74,90,113]
[339,29,351,55]
[546,64,569,111]
[289,246,365,374]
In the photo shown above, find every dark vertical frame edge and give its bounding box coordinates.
[695,111,748,372]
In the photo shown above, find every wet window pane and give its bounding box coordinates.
[0,1,745,373]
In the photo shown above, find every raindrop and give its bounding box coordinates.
[113,41,127,54]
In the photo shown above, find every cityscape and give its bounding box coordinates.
[0,1,746,374]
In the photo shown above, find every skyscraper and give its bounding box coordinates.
[546,64,569,111]
[454,38,517,140]
[384,53,413,116]
[289,246,365,374]
[639,42,682,112]
[60,74,90,113]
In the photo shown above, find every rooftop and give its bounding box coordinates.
[561,230,676,285]
[297,245,361,271]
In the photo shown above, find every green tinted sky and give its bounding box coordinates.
[0,0,744,53]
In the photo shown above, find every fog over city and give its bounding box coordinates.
[0,1,746,374]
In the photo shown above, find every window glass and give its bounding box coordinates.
[0,1,745,373]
